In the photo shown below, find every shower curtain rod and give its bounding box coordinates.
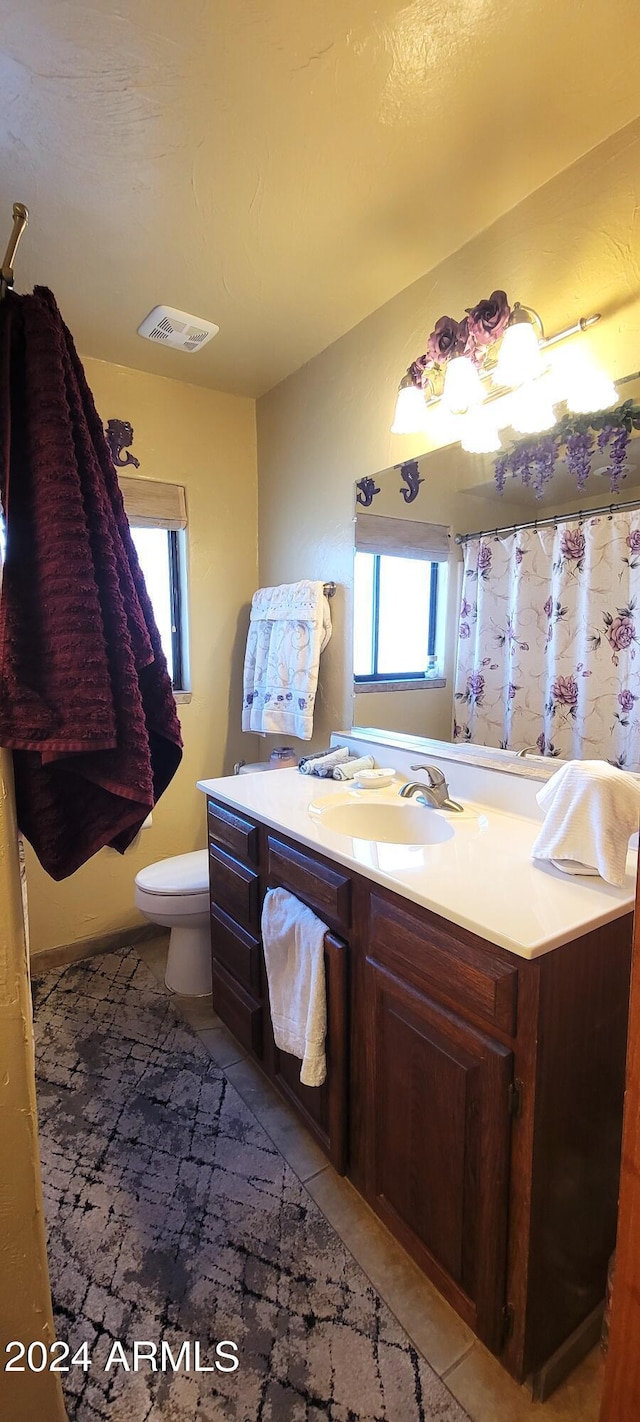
[455,494,640,545]
[0,202,29,301]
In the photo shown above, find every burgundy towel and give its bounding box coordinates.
[0,287,182,878]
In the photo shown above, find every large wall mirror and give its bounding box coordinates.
[352,369,640,768]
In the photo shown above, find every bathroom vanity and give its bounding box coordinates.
[198,740,636,1396]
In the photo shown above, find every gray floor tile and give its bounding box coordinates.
[307,1167,475,1378]
[198,1023,247,1069]
[225,1055,330,1182]
[444,1339,602,1422]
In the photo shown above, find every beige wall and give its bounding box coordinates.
[26,359,258,955]
[257,117,640,754]
[0,752,67,1421]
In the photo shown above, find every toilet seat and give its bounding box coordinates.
[135,849,209,896]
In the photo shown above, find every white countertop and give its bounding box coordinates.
[197,766,637,960]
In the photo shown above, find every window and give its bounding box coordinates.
[119,475,190,695]
[354,551,439,681]
[353,512,449,687]
[129,526,187,690]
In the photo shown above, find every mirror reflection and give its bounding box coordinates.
[352,371,640,769]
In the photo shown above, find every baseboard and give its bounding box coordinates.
[529,1302,605,1401]
[30,923,168,975]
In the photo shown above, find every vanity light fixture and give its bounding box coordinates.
[492,303,545,387]
[391,374,430,434]
[441,355,483,416]
[508,375,558,435]
[392,292,606,447]
[460,406,502,454]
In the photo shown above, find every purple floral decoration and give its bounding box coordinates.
[543,596,553,618]
[550,674,579,715]
[627,530,640,555]
[476,543,492,579]
[565,431,594,491]
[455,672,485,708]
[465,290,510,352]
[426,315,469,365]
[598,425,631,492]
[603,603,636,665]
[615,687,637,727]
[559,527,586,570]
[459,622,471,639]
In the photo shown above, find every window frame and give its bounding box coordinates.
[129,522,190,696]
[353,551,440,685]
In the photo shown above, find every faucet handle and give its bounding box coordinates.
[410,764,446,788]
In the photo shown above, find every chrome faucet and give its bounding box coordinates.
[398,765,464,812]
[516,745,540,758]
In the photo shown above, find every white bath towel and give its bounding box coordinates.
[531,759,640,886]
[262,887,327,1087]
[242,581,332,740]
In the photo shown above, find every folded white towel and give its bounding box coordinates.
[332,754,375,781]
[299,746,349,777]
[242,581,332,740]
[531,759,640,886]
[261,888,327,1086]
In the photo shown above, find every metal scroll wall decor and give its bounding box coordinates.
[105,418,140,469]
[355,476,381,507]
[399,459,423,503]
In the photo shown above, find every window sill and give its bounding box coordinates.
[354,677,446,694]
[173,690,192,704]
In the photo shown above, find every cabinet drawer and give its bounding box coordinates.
[209,844,260,931]
[210,902,261,995]
[369,894,518,1037]
[267,836,351,929]
[211,960,262,1057]
[207,798,258,864]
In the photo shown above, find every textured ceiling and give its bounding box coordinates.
[2,0,640,396]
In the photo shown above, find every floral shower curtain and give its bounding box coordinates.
[453,510,640,769]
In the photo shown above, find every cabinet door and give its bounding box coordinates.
[366,957,513,1351]
[270,932,348,1174]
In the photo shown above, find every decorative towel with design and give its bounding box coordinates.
[242,580,331,740]
[261,887,327,1087]
[531,759,640,886]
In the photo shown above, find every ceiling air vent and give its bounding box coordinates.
[137,305,219,353]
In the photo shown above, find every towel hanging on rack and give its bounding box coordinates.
[242,580,332,740]
[0,287,182,879]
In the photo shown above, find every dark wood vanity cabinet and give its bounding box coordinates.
[206,795,633,1391]
[365,957,512,1352]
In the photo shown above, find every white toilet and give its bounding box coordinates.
[134,850,212,997]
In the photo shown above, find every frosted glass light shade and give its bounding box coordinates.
[461,408,502,454]
[442,356,483,415]
[560,354,618,414]
[391,382,428,434]
[509,379,557,434]
[494,319,544,387]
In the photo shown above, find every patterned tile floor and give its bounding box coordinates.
[33,949,472,1422]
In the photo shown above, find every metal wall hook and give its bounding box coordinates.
[0,202,29,301]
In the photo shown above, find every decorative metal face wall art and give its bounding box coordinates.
[105,418,140,469]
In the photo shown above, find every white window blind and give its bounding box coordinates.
[118,475,187,530]
[355,513,450,562]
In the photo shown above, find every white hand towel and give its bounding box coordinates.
[332,754,375,781]
[261,888,327,1086]
[242,581,332,740]
[531,759,640,886]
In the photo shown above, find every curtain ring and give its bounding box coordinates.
[609,503,614,520]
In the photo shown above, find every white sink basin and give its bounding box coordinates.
[309,795,456,846]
